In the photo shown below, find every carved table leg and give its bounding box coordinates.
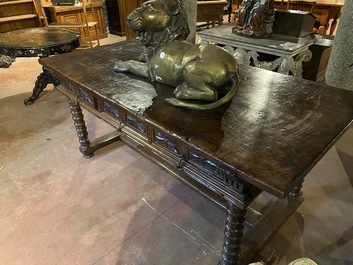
[68,98,94,159]
[278,57,295,75]
[24,66,60,105]
[290,178,304,197]
[219,202,246,265]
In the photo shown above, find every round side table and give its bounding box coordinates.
[0,27,80,105]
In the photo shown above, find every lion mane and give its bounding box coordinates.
[126,0,190,58]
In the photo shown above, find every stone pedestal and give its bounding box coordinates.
[325,2,353,90]
[183,0,197,43]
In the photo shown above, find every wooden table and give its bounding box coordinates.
[198,24,314,77]
[39,40,353,264]
[0,27,80,105]
[275,0,345,34]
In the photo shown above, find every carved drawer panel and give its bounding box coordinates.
[103,101,121,119]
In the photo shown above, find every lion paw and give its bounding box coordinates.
[174,84,190,99]
[114,60,129,72]
[165,98,180,106]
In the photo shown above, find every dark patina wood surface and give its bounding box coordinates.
[39,40,353,198]
[38,40,353,264]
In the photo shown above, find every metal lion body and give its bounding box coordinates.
[114,0,240,110]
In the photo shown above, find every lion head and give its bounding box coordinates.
[127,0,190,58]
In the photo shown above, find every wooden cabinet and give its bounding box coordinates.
[197,1,229,27]
[44,0,107,42]
[117,0,146,39]
[105,0,123,35]
[0,0,42,33]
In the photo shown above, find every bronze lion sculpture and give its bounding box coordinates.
[114,0,240,111]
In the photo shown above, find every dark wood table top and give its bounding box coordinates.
[39,40,353,198]
[0,27,80,57]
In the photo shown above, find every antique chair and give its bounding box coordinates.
[40,0,100,48]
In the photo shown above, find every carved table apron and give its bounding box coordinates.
[38,40,353,265]
[0,27,80,105]
[198,24,314,77]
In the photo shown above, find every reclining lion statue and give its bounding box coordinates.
[114,0,240,111]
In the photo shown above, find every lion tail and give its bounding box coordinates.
[165,72,240,111]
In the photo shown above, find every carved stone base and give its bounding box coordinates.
[232,27,272,39]
[225,47,312,77]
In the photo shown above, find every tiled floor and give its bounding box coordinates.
[1,34,353,265]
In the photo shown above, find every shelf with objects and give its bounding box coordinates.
[0,0,43,33]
